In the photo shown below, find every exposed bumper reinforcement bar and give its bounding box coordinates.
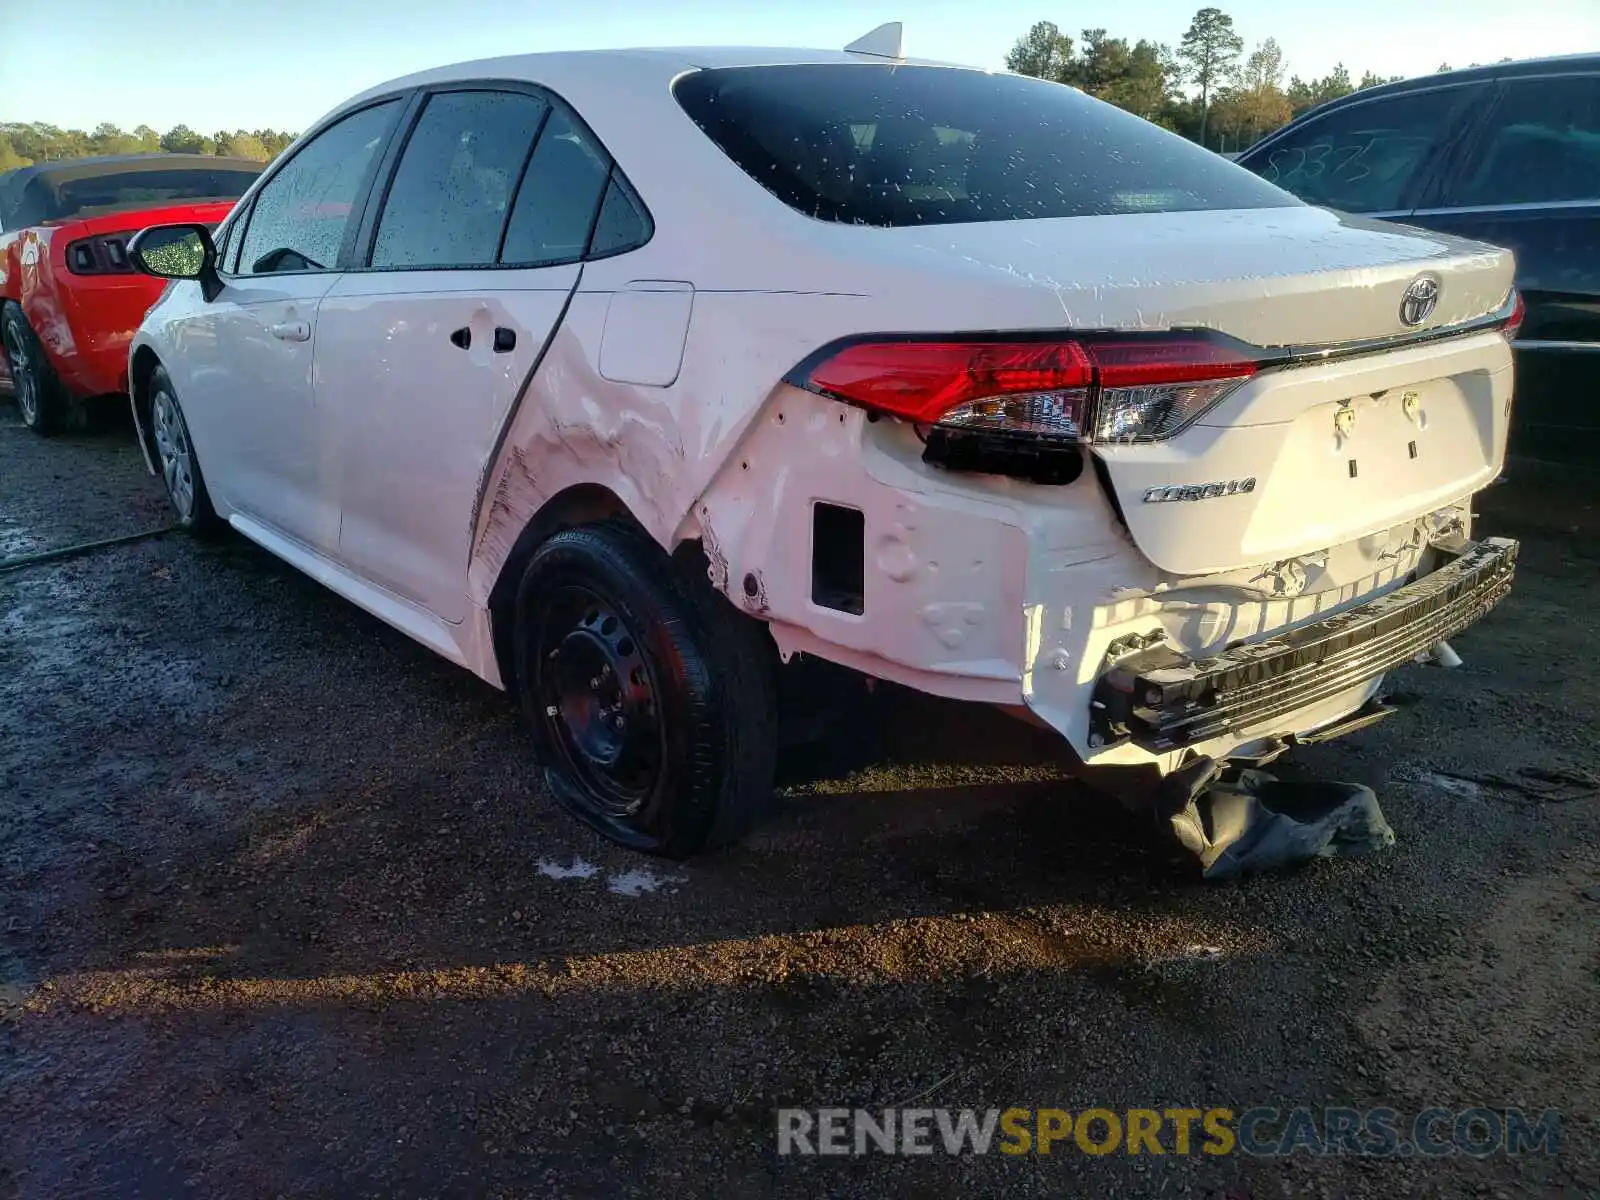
[1091,537,1519,752]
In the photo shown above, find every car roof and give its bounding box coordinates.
[1279,52,1600,131]
[340,45,985,113]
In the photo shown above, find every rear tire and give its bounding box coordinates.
[1,301,69,436]
[147,365,220,534]
[513,519,777,858]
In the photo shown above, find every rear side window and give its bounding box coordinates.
[1242,86,1474,213]
[373,90,550,269]
[499,109,611,265]
[1447,74,1600,207]
[587,173,651,257]
[672,64,1295,227]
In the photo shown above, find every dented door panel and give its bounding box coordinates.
[319,265,580,623]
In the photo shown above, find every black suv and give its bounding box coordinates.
[1236,55,1599,463]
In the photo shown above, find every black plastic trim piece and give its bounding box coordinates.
[922,426,1085,485]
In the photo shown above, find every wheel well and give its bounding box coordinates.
[129,347,161,463]
[487,483,637,689]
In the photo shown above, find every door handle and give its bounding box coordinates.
[269,320,311,342]
[493,327,516,353]
[449,327,471,349]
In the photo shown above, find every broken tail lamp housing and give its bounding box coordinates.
[791,334,1257,482]
[1500,287,1525,342]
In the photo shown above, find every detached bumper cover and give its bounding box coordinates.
[1092,537,1519,751]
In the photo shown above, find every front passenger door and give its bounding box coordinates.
[171,99,403,551]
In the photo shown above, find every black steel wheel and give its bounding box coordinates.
[514,519,777,858]
[535,585,667,816]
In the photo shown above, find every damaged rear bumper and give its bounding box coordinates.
[1091,537,1519,752]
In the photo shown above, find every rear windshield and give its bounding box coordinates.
[6,166,261,226]
[673,64,1299,227]
[52,168,260,219]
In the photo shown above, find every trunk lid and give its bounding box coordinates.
[855,205,1515,348]
[852,206,1518,576]
[48,199,244,239]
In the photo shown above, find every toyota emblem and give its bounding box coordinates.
[1399,275,1440,327]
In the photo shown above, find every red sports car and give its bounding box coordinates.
[0,153,265,434]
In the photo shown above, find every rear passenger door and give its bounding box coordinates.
[1411,71,1600,454]
[316,84,647,623]
[1237,82,1491,220]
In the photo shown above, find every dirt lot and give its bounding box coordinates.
[1,399,1596,1199]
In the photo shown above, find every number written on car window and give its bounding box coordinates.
[1248,86,1473,212]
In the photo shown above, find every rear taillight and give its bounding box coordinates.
[1499,288,1525,342]
[806,340,1093,434]
[796,335,1257,445]
[65,234,137,275]
[1083,338,1257,443]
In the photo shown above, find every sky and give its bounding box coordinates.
[3,0,1597,134]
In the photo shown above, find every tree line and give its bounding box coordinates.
[1008,6,1505,151]
[2,14,1517,173]
[0,122,299,172]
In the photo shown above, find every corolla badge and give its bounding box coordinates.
[1143,478,1257,503]
[1399,274,1440,327]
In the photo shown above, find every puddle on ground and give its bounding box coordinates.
[606,868,685,897]
[0,521,41,558]
[1421,772,1483,798]
[535,858,685,897]
[537,858,600,881]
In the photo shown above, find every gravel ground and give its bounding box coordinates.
[0,398,1596,1199]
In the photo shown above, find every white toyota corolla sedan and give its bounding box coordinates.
[125,29,1521,858]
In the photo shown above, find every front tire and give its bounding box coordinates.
[1,301,69,436]
[513,520,777,858]
[147,365,220,533]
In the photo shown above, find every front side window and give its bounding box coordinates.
[1447,74,1600,207]
[1242,86,1477,213]
[212,210,237,272]
[238,100,400,276]
[674,64,1296,227]
[372,90,549,269]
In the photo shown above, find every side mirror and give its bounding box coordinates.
[128,223,222,302]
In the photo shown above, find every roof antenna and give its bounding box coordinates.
[844,21,904,60]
